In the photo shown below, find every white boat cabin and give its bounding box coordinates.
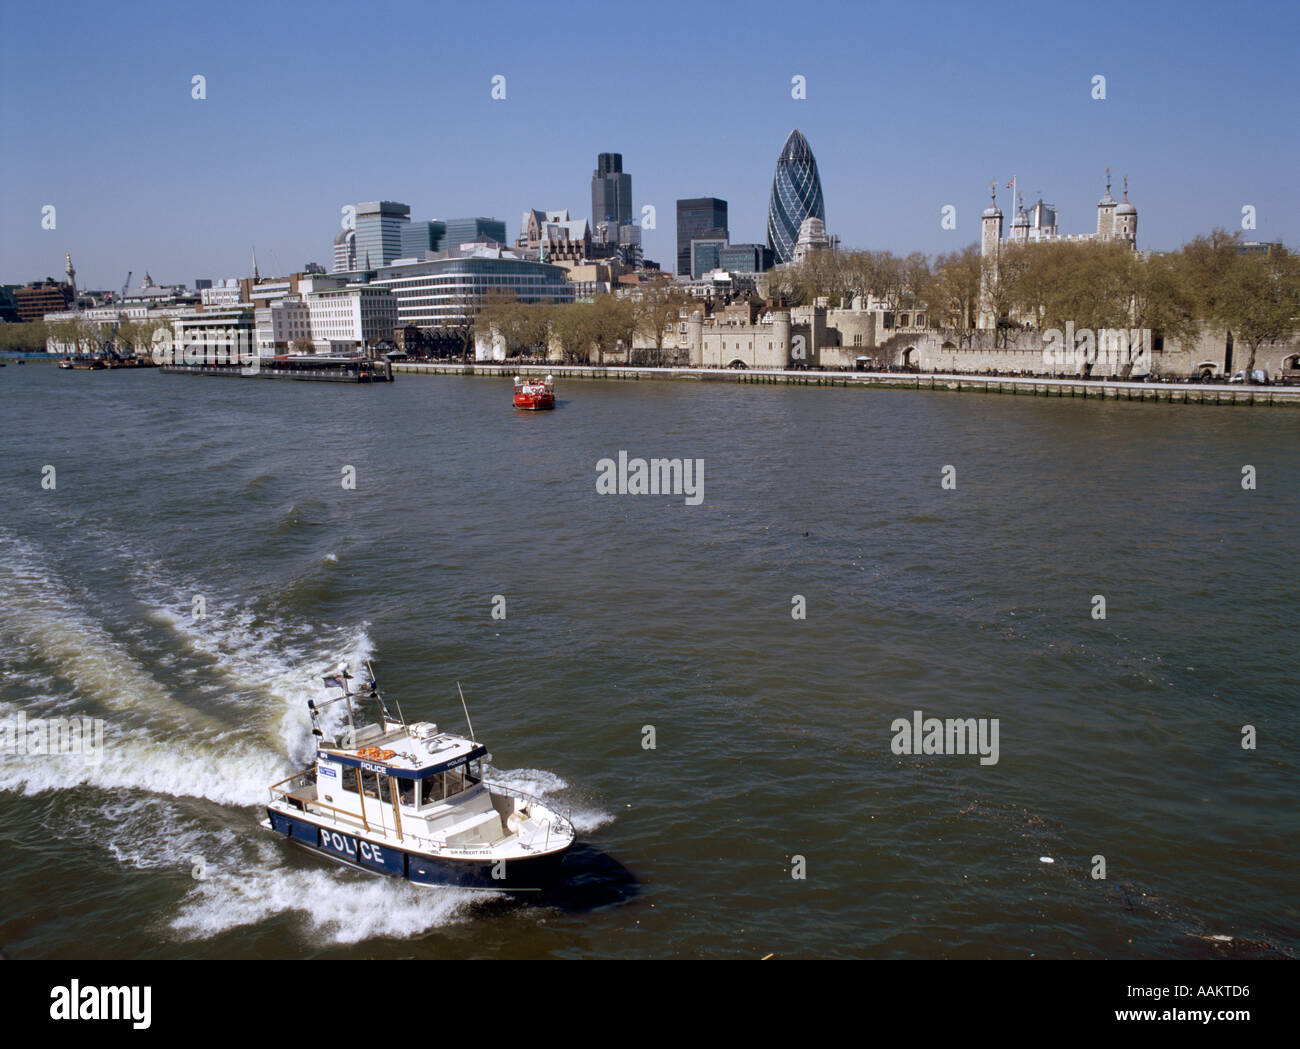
[311,702,512,848]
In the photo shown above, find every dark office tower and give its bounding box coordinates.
[675,198,729,278]
[442,217,507,249]
[401,221,447,258]
[591,152,633,234]
[766,129,825,265]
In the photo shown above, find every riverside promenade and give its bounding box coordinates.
[394,362,1300,407]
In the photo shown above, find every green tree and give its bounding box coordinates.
[1126,249,1200,351]
[1179,231,1300,382]
[549,303,598,363]
[632,278,690,364]
[590,295,637,364]
[923,245,982,332]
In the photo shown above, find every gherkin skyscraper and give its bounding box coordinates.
[766,129,825,265]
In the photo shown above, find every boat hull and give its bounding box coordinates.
[266,807,571,890]
[513,393,555,410]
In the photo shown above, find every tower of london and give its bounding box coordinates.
[978,171,1138,329]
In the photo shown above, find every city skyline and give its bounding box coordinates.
[2,0,1298,292]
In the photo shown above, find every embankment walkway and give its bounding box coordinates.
[393,362,1300,407]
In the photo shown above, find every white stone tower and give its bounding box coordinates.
[773,310,793,366]
[978,182,1003,330]
[687,310,704,367]
[1096,168,1118,238]
[1114,175,1137,244]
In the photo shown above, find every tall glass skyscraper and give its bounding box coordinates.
[766,130,825,265]
[676,198,728,278]
[354,201,411,269]
[591,153,632,233]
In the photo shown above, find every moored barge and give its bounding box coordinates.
[160,354,393,382]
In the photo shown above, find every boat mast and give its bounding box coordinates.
[339,664,356,737]
[457,681,476,741]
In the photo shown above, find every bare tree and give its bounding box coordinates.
[632,278,690,364]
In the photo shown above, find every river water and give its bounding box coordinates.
[1,364,1296,958]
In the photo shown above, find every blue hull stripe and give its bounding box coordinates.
[267,808,568,889]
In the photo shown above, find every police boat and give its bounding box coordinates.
[264,662,575,889]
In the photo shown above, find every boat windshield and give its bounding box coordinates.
[421,757,483,806]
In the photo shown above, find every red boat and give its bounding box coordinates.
[513,374,556,410]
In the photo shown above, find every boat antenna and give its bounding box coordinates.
[456,681,476,741]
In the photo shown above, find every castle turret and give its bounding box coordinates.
[980,181,1004,259]
[1097,168,1118,238]
[1114,175,1137,245]
[773,310,792,366]
[687,309,704,367]
[979,182,1003,330]
[1011,194,1030,243]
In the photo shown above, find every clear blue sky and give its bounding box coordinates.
[2,0,1297,290]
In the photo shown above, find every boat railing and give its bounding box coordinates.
[271,776,478,852]
[484,780,575,851]
[270,770,379,834]
[270,772,573,856]
[268,768,316,799]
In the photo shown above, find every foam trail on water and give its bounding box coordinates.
[87,797,241,872]
[171,841,491,944]
[59,797,487,943]
[143,600,374,766]
[0,534,231,735]
[0,701,288,807]
[110,546,375,762]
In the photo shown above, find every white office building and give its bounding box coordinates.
[305,282,398,353]
[255,295,313,356]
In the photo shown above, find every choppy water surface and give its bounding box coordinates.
[1,365,1296,958]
